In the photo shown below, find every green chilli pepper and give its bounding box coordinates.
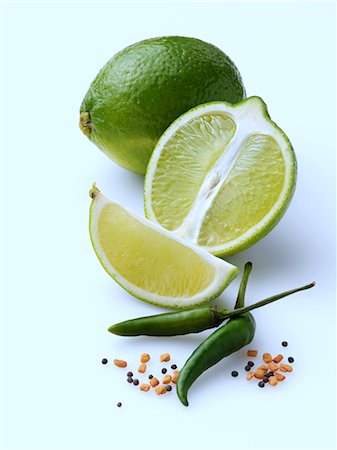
[176,263,314,406]
[108,268,314,337]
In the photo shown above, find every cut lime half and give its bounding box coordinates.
[144,97,296,256]
[89,186,238,309]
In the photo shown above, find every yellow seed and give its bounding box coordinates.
[162,375,172,384]
[114,359,127,368]
[280,363,293,373]
[150,377,159,387]
[138,363,146,374]
[275,372,286,382]
[246,372,254,380]
[155,385,167,395]
[263,353,272,363]
[139,383,150,392]
[268,376,278,386]
[160,353,170,362]
[273,354,284,363]
[254,369,265,379]
[268,362,279,372]
[247,350,258,357]
[172,370,180,384]
[257,365,268,372]
[140,353,150,363]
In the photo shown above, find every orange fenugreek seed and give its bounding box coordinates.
[155,385,167,395]
[138,363,146,373]
[275,372,286,382]
[162,375,172,384]
[263,353,272,363]
[268,362,279,372]
[279,363,293,373]
[160,353,170,362]
[254,369,265,379]
[114,359,127,368]
[273,354,284,363]
[268,376,278,386]
[246,372,254,380]
[172,370,180,383]
[257,365,268,372]
[150,377,159,387]
[140,353,150,363]
[247,350,258,357]
[139,383,150,392]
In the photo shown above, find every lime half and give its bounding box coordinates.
[89,185,238,308]
[144,97,296,256]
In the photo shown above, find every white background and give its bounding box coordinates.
[1,2,336,450]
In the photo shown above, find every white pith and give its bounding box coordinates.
[145,97,295,254]
[90,192,239,308]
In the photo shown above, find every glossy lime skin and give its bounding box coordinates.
[80,36,246,174]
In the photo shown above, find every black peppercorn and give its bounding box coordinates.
[288,357,294,363]
[101,358,108,365]
[231,371,239,377]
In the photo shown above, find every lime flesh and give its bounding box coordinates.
[145,97,297,256]
[89,186,238,308]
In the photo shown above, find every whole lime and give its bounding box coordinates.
[79,36,246,174]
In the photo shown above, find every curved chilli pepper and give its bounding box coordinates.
[108,306,224,336]
[176,313,256,406]
[108,281,315,336]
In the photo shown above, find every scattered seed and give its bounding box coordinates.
[258,381,265,388]
[257,365,268,372]
[162,368,167,374]
[155,385,167,395]
[114,359,127,368]
[133,379,139,386]
[101,358,108,365]
[246,372,254,380]
[140,353,150,363]
[160,353,170,362]
[127,377,133,383]
[268,362,279,372]
[269,376,278,386]
[117,402,122,407]
[247,361,254,367]
[247,350,258,357]
[140,383,150,392]
[162,375,172,384]
[138,363,146,374]
[172,370,179,384]
[263,376,269,383]
[288,357,294,363]
[244,365,251,372]
[282,341,288,347]
[263,353,272,363]
[254,369,265,379]
[127,371,133,377]
[231,371,239,377]
[166,385,172,392]
[279,363,293,372]
[273,354,283,363]
[265,371,274,378]
[171,364,177,370]
[150,377,159,387]
[275,372,286,382]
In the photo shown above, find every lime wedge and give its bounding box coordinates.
[144,97,296,256]
[89,185,238,308]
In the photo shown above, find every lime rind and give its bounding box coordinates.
[89,188,239,309]
[144,96,297,257]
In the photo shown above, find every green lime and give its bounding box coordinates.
[80,36,246,174]
[144,97,297,256]
[89,185,238,308]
